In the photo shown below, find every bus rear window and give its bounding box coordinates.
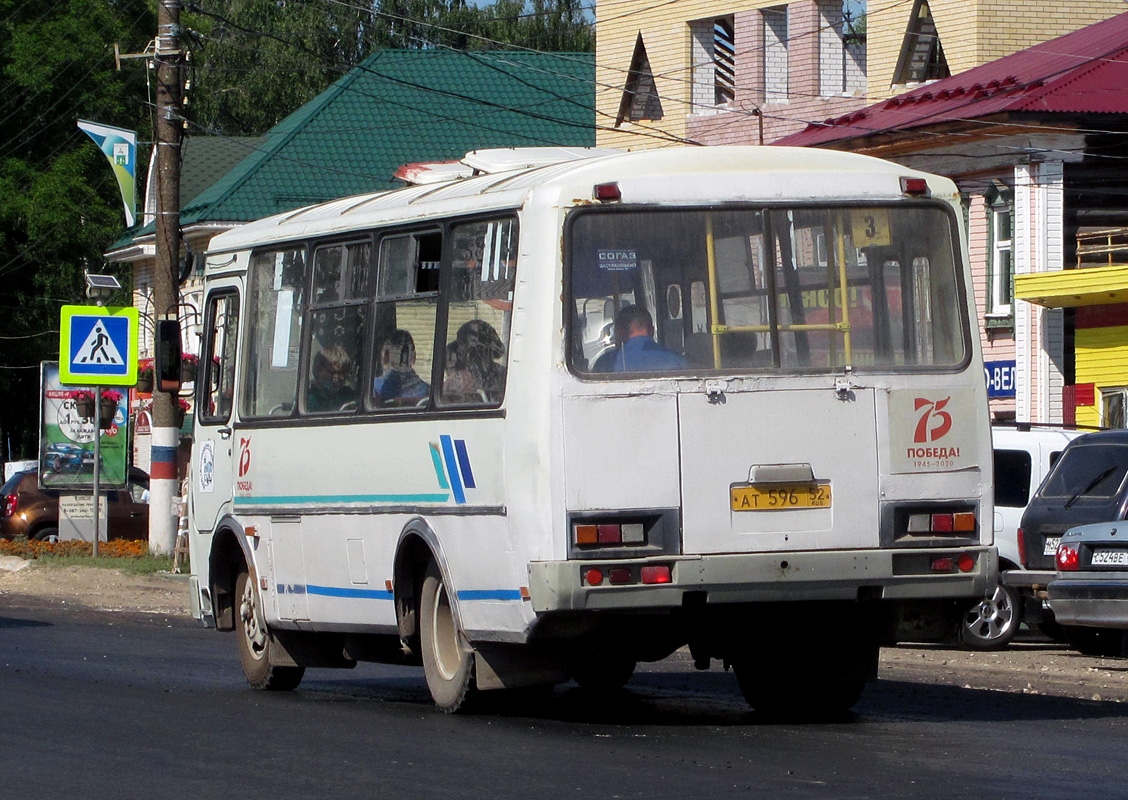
[568,207,966,376]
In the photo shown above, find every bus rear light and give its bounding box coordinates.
[621,523,645,543]
[575,524,597,544]
[957,553,976,573]
[597,524,621,544]
[930,557,954,572]
[593,182,621,202]
[608,567,633,585]
[900,177,930,196]
[641,565,671,584]
[584,568,604,586]
[1056,544,1080,571]
[905,511,977,537]
[572,520,651,548]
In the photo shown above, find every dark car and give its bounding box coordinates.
[1008,430,1128,637]
[0,468,150,541]
[1048,521,1128,656]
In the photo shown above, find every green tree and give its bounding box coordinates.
[186,0,593,136]
[0,0,154,459]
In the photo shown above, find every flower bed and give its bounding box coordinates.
[0,538,150,559]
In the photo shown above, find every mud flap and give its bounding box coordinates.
[473,643,570,691]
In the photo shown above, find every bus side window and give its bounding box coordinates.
[199,292,239,423]
[244,247,307,417]
[439,218,517,407]
[302,240,371,414]
[370,230,440,410]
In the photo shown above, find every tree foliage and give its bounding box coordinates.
[186,0,594,136]
[0,0,154,458]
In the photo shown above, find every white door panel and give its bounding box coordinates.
[679,388,880,554]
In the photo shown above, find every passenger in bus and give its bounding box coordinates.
[442,319,506,403]
[373,329,429,406]
[306,345,357,412]
[593,305,688,373]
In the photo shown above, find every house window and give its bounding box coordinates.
[763,6,789,100]
[988,192,1013,317]
[1103,388,1128,429]
[690,17,736,112]
[819,0,866,96]
[617,34,663,125]
[893,0,949,86]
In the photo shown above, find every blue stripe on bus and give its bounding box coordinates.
[429,442,449,490]
[233,493,450,505]
[307,584,394,600]
[454,438,475,489]
[456,589,523,601]
[300,585,520,602]
[440,434,465,504]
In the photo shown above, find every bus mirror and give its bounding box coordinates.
[155,319,182,393]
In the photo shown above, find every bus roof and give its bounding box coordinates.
[205,146,955,257]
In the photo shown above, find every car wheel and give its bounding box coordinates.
[420,560,477,712]
[958,583,1021,650]
[1062,625,1127,658]
[235,569,304,691]
[32,527,59,543]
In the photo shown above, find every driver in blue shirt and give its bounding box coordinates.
[595,305,687,373]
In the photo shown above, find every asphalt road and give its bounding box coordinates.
[3,598,1128,800]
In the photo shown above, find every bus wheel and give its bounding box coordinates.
[420,561,476,712]
[571,654,637,692]
[235,569,305,691]
[734,661,866,719]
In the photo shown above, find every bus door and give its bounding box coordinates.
[192,285,240,535]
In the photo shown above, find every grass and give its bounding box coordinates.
[33,552,177,575]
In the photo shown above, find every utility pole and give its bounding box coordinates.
[149,0,184,555]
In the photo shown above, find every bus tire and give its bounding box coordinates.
[235,569,305,691]
[734,661,866,719]
[420,561,476,712]
[571,654,637,692]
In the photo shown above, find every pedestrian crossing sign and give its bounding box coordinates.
[59,305,139,386]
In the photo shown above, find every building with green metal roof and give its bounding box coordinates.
[107,49,595,267]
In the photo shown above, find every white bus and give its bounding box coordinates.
[187,146,995,715]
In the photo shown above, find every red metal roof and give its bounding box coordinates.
[776,11,1128,148]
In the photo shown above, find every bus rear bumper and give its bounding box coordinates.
[527,547,996,613]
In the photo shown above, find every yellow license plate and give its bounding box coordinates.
[730,483,832,511]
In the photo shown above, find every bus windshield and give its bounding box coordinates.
[569,206,966,375]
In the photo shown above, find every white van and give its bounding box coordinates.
[960,424,1083,649]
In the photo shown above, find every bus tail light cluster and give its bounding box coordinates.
[908,512,976,535]
[574,521,647,546]
[1056,543,1080,571]
[583,564,671,587]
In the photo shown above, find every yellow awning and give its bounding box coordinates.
[1015,264,1128,308]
